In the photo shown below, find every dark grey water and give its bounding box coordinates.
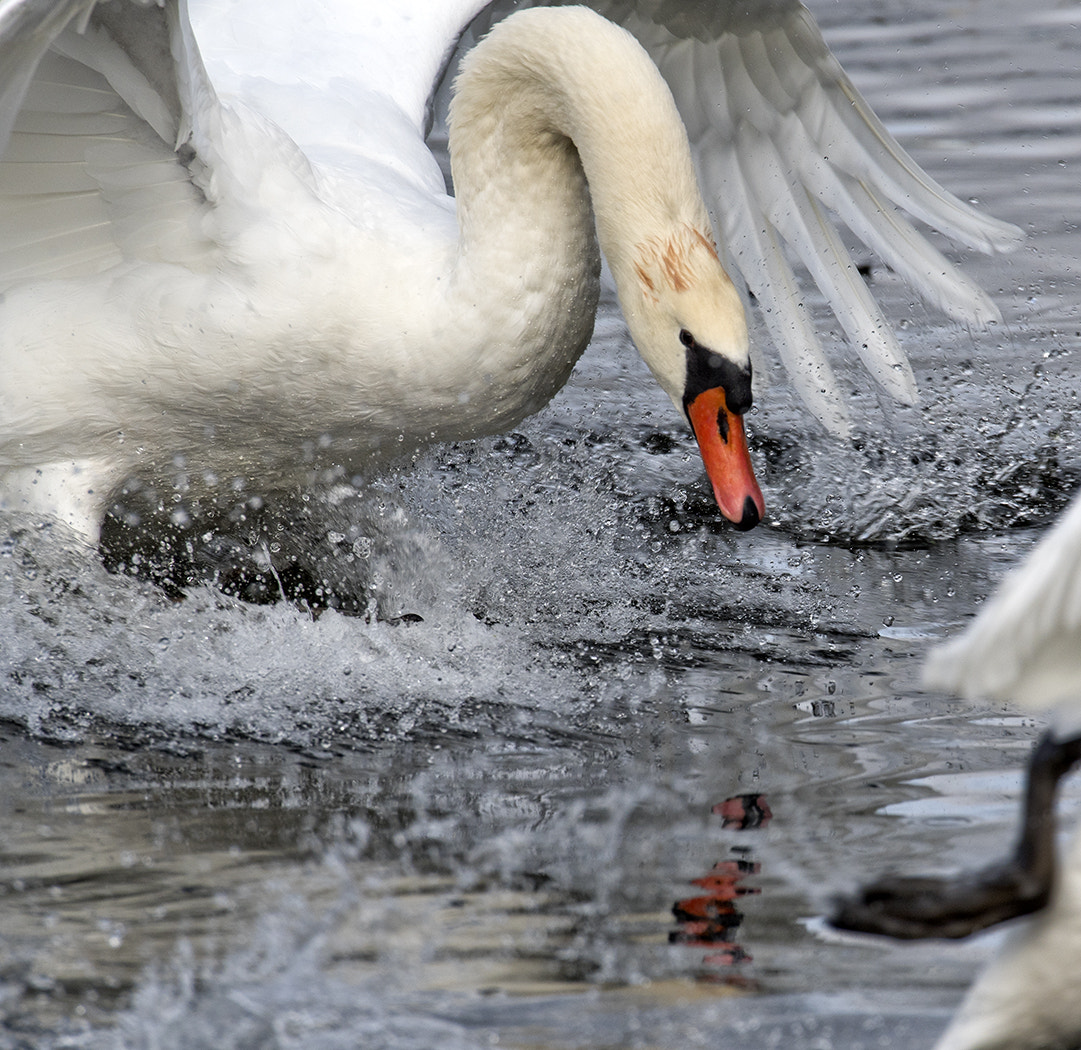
[1,0,1080,1047]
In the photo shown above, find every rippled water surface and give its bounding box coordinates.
[2,1,1080,1047]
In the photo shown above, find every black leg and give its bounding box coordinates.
[831,730,1081,940]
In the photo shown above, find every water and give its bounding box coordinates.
[1,0,1080,1046]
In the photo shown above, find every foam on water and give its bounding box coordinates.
[0,509,593,748]
[0,380,852,751]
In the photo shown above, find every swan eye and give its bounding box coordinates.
[679,329,696,349]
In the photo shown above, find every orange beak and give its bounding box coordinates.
[686,386,764,530]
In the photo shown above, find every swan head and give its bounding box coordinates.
[626,226,764,530]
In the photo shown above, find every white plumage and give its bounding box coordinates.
[926,494,1081,725]
[0,0,1020,541]
[933,829,1081,1050]
[920,493,1081,1050]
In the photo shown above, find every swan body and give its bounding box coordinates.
[932,828,1081,1050]
[834,495,1081,1047]
[0,0,1020,542]
[919,495,1081,1050]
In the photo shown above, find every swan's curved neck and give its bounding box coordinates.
[445,8,712,411]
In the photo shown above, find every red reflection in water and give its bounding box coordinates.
[713,793,772,830]
[670,795,770,987]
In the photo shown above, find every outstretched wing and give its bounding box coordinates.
[0,0,491,286]
[924,493,1081,715]
[466,0,1021,433]
[0,0,224,284]
[611,1,1023,433]
[185,0,490,208]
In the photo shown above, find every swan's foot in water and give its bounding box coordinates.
[99,482,435,620]
[831,860,1052,940]
[831,730,1081,939]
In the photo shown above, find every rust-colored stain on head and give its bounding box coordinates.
[634,225,723,299]
[661,236,694,292]
[691,226,720,261]
[634,259,658,300]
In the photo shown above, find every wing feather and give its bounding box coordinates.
[0,4,215,285]
[709,125,851,433]
[0,0,95,147]
[588,0,1023,431]
[924,493,1081,716]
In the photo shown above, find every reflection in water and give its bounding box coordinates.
[670,796,772,987]
[714,793,773,831]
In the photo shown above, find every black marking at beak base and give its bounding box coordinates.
[681,338,753,418]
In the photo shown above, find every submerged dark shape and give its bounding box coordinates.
[832,730,1081,939]
[99,481,436,620]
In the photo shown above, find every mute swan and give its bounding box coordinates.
[0,0,1021,545]
[833,492,1081,1049]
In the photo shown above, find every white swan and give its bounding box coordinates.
[833,493,1081,1049]
[925,496,1081,1050]
[0,0,1020,543]
[932,830,1081,1050]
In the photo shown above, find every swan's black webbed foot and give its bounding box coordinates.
[831,858,1051,939]
[831,730,1081,940]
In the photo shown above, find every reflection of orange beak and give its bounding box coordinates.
[687,386,764,530]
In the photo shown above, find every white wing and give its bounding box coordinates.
[185,0,488,209]
[0,0,1019,434]
[0,0,225,285]
[595,1,1023,433]
[932,826,1081,1050]
[467,0,1022,432]
[0,0,489,287]
[924,492,1081,717]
